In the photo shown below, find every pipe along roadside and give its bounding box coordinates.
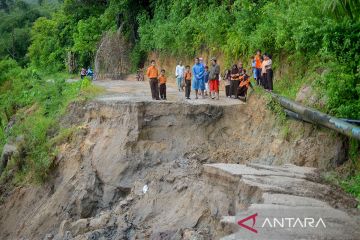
[270,93,360,141]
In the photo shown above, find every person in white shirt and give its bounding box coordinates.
[264,54,273,91]
[175,61,185,91]
[260,55,268,88]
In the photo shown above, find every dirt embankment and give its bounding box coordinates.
[0,82,351,240]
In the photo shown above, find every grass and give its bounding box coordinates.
[318,138,360,207]
[269,70,360,205]
[0,69,103,185]
[274,76,305,100]
[323,169,360,208]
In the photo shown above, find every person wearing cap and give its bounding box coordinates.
[209,57,220,100]
[146,60,160,100]
[192,57,205,99]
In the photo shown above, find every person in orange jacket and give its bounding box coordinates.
[146,60,160,100]
[238,69,251,102]
[158,69,167,100]
[184,65,192,99]
[254,49,262,86]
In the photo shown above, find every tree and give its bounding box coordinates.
[73,17,103,67]
[324,0,360,20]
[0,0,13,13]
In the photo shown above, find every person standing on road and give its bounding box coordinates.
[254,50,262,85]
[238,69,251,101]
[159,69,167,100]
[199,57,207,98]
[86,66,94,80]
[265,54,273,91]
[146,60,160,100]
[80,67,87,79]
[204,66,210,96]
[229,64,240,98]
[224,69,231,97]
[192,57,205,99]
[184,65,192,99]
[209,57,220,100]
[261,53,268,89]
[175,61,185,92]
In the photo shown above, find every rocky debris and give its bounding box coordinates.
[89,211,111,230]
[203,163,360,240]
[296,85,328,111]
[296,85,317,105]
[0,144,17,175]
[0,135,25,175]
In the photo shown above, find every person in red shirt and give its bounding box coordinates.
[146,60,160,100]
[158,69,167,100]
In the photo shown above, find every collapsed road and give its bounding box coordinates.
[0,79,359,240]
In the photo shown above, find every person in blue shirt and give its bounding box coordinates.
[192,57,205,99]
[251,56,257,81]
[87,66,94,80]
[204,65,210,97]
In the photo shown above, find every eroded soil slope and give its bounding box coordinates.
[0,80,354,240]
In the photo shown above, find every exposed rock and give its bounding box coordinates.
[57,220,71,238]
[296,85,318,105]
[0,135,25,175]
[0,144,17,175]
[203,163,360,240]
[70,219,88,235]
[43,233,54,240]
[89,212,111,230]
[182,229,204,240]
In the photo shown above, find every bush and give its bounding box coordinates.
[0,58,22,85]
[0,60,102,183]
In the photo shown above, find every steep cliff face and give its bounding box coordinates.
[0,80,354,239]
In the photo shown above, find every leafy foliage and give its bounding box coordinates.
[0,0,58,65]
[0,59,103,183]
[28,16,64,71]
[72,17,103,67]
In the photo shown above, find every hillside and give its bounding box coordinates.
[0,79,359,239]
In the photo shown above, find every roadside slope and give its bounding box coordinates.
[0,79,355,239]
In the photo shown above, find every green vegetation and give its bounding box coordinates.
[0,59,102,183]
[324,139,360,207]
[0,0,59,66]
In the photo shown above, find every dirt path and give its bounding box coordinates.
[93,77,245,106]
